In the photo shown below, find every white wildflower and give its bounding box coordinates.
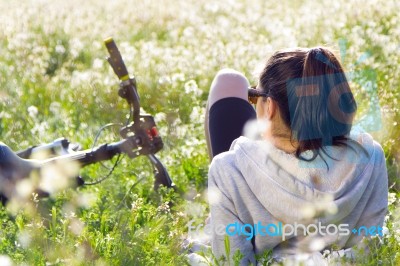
[17,230,32,248]
[92,58,103,69]
[69,218,84,235]
[49,101,61,115]
[309,238,325,251]
[39,160,80,194]
[157,201,170,213]
[16,179,34,198]
[184,80,202,97]
[27,105,38,118]
[207,187,221,205]
[0,255,13,266]
[243,119,268,140]
[55,44,66,54]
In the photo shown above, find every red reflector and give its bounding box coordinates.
[150,127,159,137]
[146,130,153,140]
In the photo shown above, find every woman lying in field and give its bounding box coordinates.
[205,47,388,264]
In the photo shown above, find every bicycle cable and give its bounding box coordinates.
[91,122,123,150]
[84,100,136,185]
[83,153,123,185]
[90,122,123,171]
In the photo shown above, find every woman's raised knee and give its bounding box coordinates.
[208,68,250,107]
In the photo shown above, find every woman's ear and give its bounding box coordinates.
[256,97,277,120]
[260,97,276,120]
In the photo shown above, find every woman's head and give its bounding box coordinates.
[257,47,357,158]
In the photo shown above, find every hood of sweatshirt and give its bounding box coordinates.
[230,132,386,226]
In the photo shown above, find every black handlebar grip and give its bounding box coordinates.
[104,37,129,81]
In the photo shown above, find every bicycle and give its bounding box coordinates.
[0,37,175,204]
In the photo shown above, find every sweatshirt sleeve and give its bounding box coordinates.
[346,141,388,247]
[358,142,388,227]
[208,156,256,265]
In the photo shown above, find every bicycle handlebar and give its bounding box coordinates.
[104,37,174,189]
[105,37,141,126]
[104,37,129,81]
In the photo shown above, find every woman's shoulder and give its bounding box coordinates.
[211,136,271,163]
[348,130,385,161]
[208,136,291,182]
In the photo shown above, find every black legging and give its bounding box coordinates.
[208,97,256,158]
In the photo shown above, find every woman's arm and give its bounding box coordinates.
[208,157,256,265]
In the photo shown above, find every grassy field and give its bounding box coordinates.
[0,0,399,265]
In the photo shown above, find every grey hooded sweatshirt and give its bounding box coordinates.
[208,132,388,265]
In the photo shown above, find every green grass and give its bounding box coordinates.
[0,0,399,265]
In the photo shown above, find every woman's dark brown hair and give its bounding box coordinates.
[259,47,358,162]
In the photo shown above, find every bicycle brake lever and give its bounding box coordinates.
[148,154,174,189]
